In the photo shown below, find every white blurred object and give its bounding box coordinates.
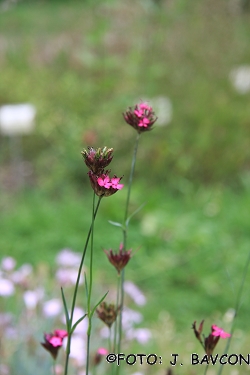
[11,263,33,284]
[43,298,62,317]
[124,281,146,305]
[1,256,16,272]
[0,104,36,135]
[146,96,172,126]
[23,288,44,309]
[56,268,83,286]
[0,278,15,296]
[230,65,250,94]
[66,336,86,366]
[126,327,152,344]
[122,307,143,329]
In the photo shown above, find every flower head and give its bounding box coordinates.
[41,329,67,359]
[104,243,132,274]
[123,102,157,133]
[88,171,124,197]
[192,320,230,356]
[93,347,109,366]
[212,325,231,338]
[96,301,119,328]
[81,147,113,175]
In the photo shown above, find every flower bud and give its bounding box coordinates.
[81,147,113,175]
[105,243,132,274]
[96,302,119,328]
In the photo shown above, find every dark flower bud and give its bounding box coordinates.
[104,243,132,274]
[81,147,113,175]
[96,301,119,328]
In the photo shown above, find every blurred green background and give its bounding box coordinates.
[1,0,250,374]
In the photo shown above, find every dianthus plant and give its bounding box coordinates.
[50,102,157,375]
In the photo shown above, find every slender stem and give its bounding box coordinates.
[113,273,121,352]
[86,192,99,375]
[204,364,209,375]
[64,195,102,375]
[124,132,141,239]
[116,132,141,375]
[217,247,250,375]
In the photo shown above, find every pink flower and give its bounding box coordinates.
[97,175,112,188]
[97,347,109,356]
[212,325,231,338]
[54,329,68,339]
[123,101,157,133]
[41,329,68,359]
[88,171,124,197]
[138,117,150,128]
[192,320,231,356]
[93,347,109,365]
[110,177,124,190]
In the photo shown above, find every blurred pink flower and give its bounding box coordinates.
[1,257,16,272]
[11,264,32,286]
[56,268,83,286]
[93,347,109,365]
[56,248,81,267]
[212,325,231,338]
[41,329,67,360]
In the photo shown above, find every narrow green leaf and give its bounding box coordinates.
[89,291,109,319]
[84,272,89,300]
[70,314,87,335]
[126,202,146,226]
[108,220,124,228]
[61,287,70,330]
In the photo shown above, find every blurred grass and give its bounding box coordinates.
[1,0,250,189]
[1,183,250,334]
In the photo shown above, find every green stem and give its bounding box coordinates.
[113,273,121,353]
[86,193,100,375]
[217,247,250,375]
[64,195,102,375]
[124,132,141,239]
[116,132,141,375]
[204,364,209,375]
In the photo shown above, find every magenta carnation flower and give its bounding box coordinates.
[123,102,157,133]
[41,329,68,359]
[88,171,124,197]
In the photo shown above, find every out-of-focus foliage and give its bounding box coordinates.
[1,0,250,192]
